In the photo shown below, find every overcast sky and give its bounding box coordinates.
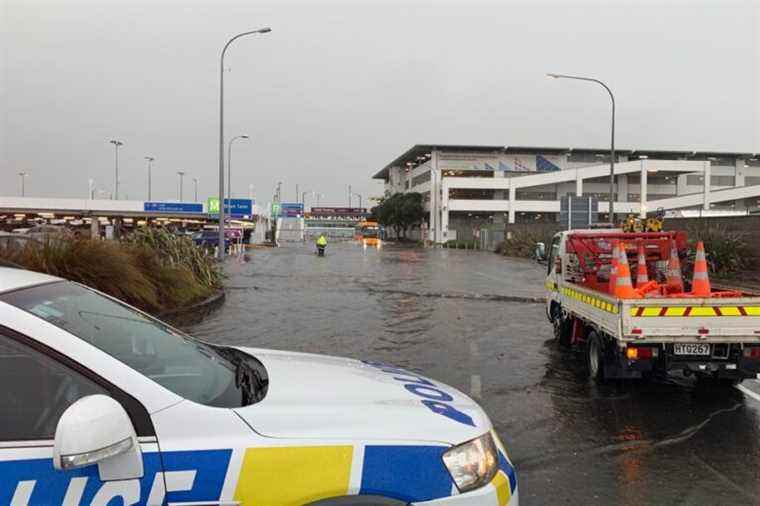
[1,0,758,206]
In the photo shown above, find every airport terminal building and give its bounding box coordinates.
[372,145,760,243]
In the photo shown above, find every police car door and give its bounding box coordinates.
[0,329,168,505]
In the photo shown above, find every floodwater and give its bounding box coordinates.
[186,242,760,505]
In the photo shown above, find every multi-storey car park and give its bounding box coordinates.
[372,145,760,244]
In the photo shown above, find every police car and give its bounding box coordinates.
[0,267,517,505]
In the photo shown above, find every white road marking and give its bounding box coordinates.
[470,374,482,399]
[736,381,760,403]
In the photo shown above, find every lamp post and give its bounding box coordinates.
[18,172,28,197]
[193,177,199,202]
[218,27,271,261]
[144,156,155,201]
[227,134,249,206]
[352,192,363,211]
[109,139,124,199]
[547,73,616,225]
[177,171,186,201]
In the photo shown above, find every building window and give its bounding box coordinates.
[515,191,557,201]
[441,170,493,178]
[686,175,735,187]
[448,189,498,200]
[567,153,621,164]
[744,176,760,186]
[704,157,735,167]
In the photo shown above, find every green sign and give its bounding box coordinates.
[271,203,281,217]
[207,197,220,214]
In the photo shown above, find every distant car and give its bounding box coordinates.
[192,230,230,250]
[0,268,518,505]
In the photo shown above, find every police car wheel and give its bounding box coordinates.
[586,332,606,383]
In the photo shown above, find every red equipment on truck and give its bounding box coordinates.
[544,229,760,385]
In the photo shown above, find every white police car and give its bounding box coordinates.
[0,267,517,505]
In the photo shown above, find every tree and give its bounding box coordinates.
[371,192,426,240]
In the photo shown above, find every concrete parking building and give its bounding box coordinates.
[373,145,760,243]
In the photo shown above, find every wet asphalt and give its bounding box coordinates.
[185,242,760,505]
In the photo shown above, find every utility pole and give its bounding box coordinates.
[177,171,186,201]
[144,156,155,201]
[348,185,352,207]
[547,73,616,225]
[193,177,199,202]
[217,27,271,260]
[227,134,249,208]
[109,139,124,199]
[18,172,27,197]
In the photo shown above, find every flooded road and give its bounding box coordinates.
[187,242,760,505]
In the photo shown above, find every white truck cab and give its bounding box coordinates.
[0,267,517,505]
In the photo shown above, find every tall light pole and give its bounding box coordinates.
[177,171,186,201]
[218,27,271,261]
[302,190,315,211]
[193,177,199,202]
[109,139,124,200]
[144,156,155,201]
[352,192,363,211]
[547,73,616,225]
[228,134,249,206]
[348,185,352,207]
[18,172,28,197]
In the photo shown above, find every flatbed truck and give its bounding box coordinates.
[544,229,760,384]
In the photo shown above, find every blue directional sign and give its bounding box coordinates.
[279,202,304,217]
[144,202,204,213]
[207,198,254,218]
[226,198,253,217]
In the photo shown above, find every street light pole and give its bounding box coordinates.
[193,177,199,202]
[18,172,27,197]
[348,185,352,208]
[227,135,249,207]
[144,156,155,201]
[547,73,616,225]
[109,139,124,200]
[177,171,186,201]
[218,27,271,261]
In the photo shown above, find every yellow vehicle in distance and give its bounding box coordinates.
[356,220,382,248]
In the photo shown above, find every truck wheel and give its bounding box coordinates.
[553,313,572,347]
[586,332,606,383]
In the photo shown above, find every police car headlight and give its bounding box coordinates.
[442,433,498,492]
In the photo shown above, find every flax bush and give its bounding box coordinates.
[0,228,223,314]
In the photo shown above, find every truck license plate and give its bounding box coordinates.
[674,343,710,356]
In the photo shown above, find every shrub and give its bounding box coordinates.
[499,229,552,258]
[685,225,753,275]
[124,228,222,290]
[0,229,223,314]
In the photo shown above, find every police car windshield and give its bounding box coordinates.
[1,281,267,408]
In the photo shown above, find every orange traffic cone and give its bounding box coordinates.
[666,240,684,294]
[608,240,619,295]
[691,241,711,297]
[615,244,637,299]
[636,242,649,287]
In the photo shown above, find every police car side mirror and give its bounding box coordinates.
[53,395,143,481]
